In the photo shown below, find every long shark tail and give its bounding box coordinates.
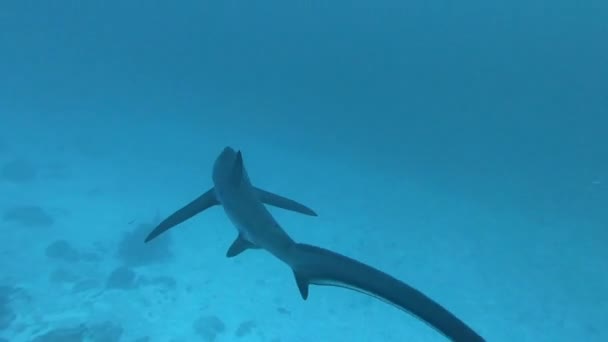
[288,243,485,342]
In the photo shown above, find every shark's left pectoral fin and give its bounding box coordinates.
[255,187,318,216]
[144,188,218,243]
[293,271,310,299]
[226,234,257,257]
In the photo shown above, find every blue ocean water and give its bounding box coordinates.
[0,0,606,341]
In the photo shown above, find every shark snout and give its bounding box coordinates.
[216,146,238,166]
[222,146,236,155]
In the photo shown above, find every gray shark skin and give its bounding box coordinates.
[144,147,485,342]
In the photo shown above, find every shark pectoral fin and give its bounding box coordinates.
[226,234,256,257]
[255,187,318,216]
[293,271,310,300]
[144,188,218,243]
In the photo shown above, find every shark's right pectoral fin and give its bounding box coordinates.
[144,188,218,243]
[226,234,258,257]
[255,187,318,216]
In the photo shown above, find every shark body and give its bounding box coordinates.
[145,147,485,342]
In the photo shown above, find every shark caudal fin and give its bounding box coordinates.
[288,243,485,342]
[144,188,218,243]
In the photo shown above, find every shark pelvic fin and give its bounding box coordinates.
[226,234,257,257]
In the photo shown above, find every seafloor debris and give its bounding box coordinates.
[193,314,226,342]
[0,158,38,183]
[117,222,172,267]
[2,205,54,228]
[106,266,138,290]
[45,240,81,262]
[0,285,15,331]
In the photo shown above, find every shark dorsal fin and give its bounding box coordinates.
[231,151,244,185]
[226,234,255,258]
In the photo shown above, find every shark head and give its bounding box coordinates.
[213,146,246,188]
